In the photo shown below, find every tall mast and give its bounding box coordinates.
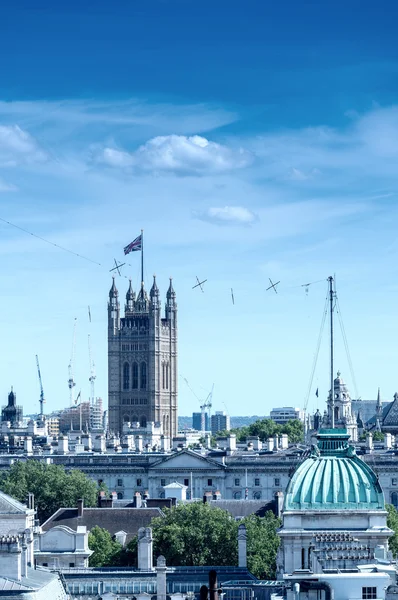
[328,276,335,428]
[141,229,144,285]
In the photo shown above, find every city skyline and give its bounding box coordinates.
[1,1,398,416]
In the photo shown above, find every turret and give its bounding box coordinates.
[135,282,149,313]
[376,387,382,416]
[150,275,160,311]
[165,278,177,322]
[108,277,120,333]
[8,388,16,407]
[125,279,136,313]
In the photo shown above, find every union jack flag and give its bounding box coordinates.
[124,234,142,255]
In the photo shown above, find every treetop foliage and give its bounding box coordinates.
[0,460,101,522]
[218,418,304,443]
[116,502,281,579]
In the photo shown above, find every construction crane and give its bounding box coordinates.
[35,355,45,417]
[200,384,214,433]
[88,334,96,407]
[68,318,77,406]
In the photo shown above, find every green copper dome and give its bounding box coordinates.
[285,429,385,511]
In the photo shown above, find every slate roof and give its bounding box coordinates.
[0,491,32,515]
[42,507,163,543]
[207,499,276,518]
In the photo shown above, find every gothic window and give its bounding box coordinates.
[140,416,147,428]
[132,362,138,389]
[165,363,169,389]
[391,492,398,508]
[132,415,138,424]
[123,363,130,390]
[162,363,165,389]
[140,362,147,389]
[123,414,130,422]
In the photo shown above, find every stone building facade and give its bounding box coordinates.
[108,277,178,437]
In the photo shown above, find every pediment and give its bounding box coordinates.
[150,450,224,470]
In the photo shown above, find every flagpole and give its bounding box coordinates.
[141,229,144,285]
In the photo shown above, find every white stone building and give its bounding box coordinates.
[278,428,396,600]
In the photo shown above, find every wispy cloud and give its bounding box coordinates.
[94,135,253,175]
[194,205,259,226]
[0,125,47,167]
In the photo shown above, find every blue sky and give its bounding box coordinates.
[1,0,398,419]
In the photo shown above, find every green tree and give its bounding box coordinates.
[152,502,238,566]
[243,512,280,579]
[88,526,123,567]
[121,503,281,578]
[387,504,398,557]
[221,418,303,444]
[0,460,102,523]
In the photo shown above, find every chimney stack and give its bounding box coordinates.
[138,527,153,571]
[156,555,167,600]
[238,524,247,567]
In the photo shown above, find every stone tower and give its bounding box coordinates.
[108,276,178,437]
[326,371,357,441]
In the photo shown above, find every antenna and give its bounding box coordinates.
[88,333,96,430]
[68,318,77,406]
[328,276,335,428]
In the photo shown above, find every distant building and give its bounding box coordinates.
[58,398,103,434]
[192,412,209,431]
[1,388,23,426]
[211,411,230,435]
[108,277,178,437]
[46,417,59,437]
[270,407,304,424]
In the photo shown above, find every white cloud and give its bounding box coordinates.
[194,205,259,226]
[0,125,47,167]
[96,134,253,175]
[287,167,321,181]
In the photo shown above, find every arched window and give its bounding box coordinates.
[165,363,169,389]
[253,491,261,500]
[132,415,139,425]
[132,362,138,389]
[140,362,147,389]
[391,492,398,508]
[140,416,147,428]
[334,406,339,421]
[117,492,124,500]
[123,363,130,390]
[123,414,130,422]
[162,363,165,389]
[233,491,242,500]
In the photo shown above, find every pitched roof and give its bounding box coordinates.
[42,507,163,543]
[207,499,277,518]
[0,491,32,515]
